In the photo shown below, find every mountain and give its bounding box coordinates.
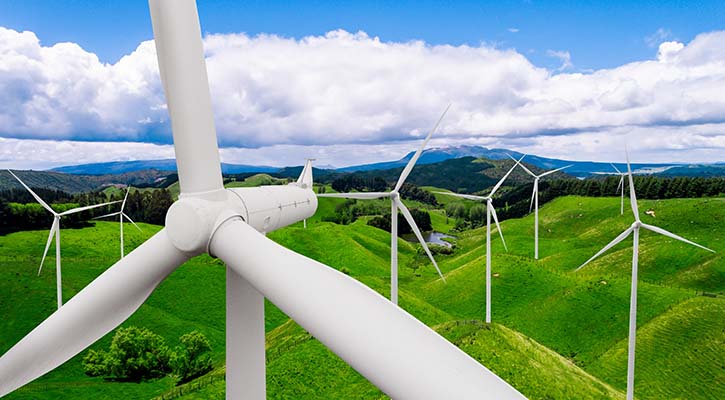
[0,169,172,194]
[51,159,278,175]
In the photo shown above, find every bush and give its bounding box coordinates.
[83,326,171,382]
[171,331,213,384]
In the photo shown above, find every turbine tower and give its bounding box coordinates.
[7,170,119,309]
[575,152,714,400]
[512,156,572,259]
[435,156,523,323]
[317,107,449,305]
[0,2,525,399]
[93,186,142,258]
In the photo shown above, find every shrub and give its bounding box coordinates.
[171,331,213,384]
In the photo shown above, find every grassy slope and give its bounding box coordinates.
[1,196,722,399]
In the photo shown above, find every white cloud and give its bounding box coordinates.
[507,28,520,33]
[0,26,725,168]
[546,49,573,71]
[645,28,672,48]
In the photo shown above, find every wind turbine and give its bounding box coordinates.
[317,106,450,305]
[0,2,525,398]
[575,151,714,400]
[93,186,142,258]
[610,163,628,215]
[6,170,119,309]
[512,156,572,259]
[435,156,523,323]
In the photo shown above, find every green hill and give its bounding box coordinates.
[0,196,722,399]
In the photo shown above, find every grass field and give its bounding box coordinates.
[0,195,722,399]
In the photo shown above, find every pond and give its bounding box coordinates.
[401,231,456,248]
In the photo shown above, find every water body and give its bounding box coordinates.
[401,231,456,248]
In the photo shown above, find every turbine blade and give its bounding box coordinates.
[625,149,639,219]
[529,183,537,213]
[508,154,535,177]
[433,191,487,201]
[489,155,524,197]
[121,186,131,212]
[575,227,634,271]
[539,164,573,177]
[210,218,525,399]
[394,104,451,192]
[610,163,622,174]
[0,230,190,396]
[38,219,58,276]
[6,170,55,214]
[395,198,446,281]
[616,176,623,193]
[317,192,390,200]
[59,201,121,216]
[641,223,715,253]
[122,213,142,232]
[489,202,507,252]
[92,211,122,220]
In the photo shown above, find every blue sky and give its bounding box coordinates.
[0,0,723,169]
[2,0,723,70]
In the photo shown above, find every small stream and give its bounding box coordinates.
[401,231,456,247]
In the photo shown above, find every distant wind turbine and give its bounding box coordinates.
[93,186,142,258]
[575,152,715,400]
[435,156,523,323]
[512,156,572,259]
[296,159,315,229]
[7,170,119,309]
[318,105,450,304]
[610,163,628,215]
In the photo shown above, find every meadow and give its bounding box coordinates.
[0,194,722,399]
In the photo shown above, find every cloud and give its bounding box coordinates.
[507,28,520,33]
[0,27,725,166]
[645,28,672,48]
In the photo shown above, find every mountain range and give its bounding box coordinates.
[49,145,724,178]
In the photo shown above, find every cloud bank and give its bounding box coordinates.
[0,26,724,166]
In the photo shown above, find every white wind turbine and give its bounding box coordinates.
[6,170,119,309]
[435,156,523,323]
[0,1,525,398]
[317,107,450,305]
[610,163,628,215]
[93,186,142,258]
[575,152,715,400]
[296,159,314,229]
[512,156,572,259]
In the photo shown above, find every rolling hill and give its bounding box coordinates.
[0,195,722,399]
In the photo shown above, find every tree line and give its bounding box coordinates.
[0,187,174,235]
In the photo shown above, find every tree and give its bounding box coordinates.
[82,326,171,382]
[171,331,213,384]
[469,204,487,227]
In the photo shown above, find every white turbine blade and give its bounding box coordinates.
[210,218,525,399]
[616,176,623,193]
[575,227,634,271]
[317,192,390,200]
[149,0,224,194]
[641,223,715,253]
[489,202,508,252]
[539,164,573,177]
[394,104,451,192]
[611,163,622,174]
[38,219,59,276]
[6,170,55,215]
[92,211,122,220]
[121,186,131,212]
[122,213,142,232]
[490,155,525,197]
[0,230,190,396]
[529,183,537,213]
[433,191,487,201]
[395,199,446,281]
[625,150,639,219]
[59,201,121,217]
[508,154,535,177]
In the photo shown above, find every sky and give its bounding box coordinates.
[0,0,724,169]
